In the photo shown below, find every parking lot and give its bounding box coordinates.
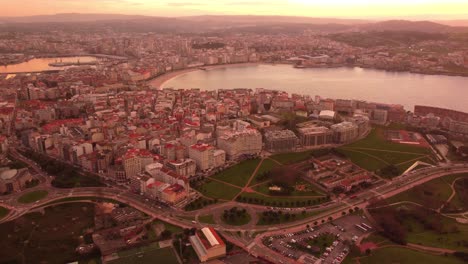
[263,215,373,264]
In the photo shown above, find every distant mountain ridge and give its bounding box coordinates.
[0,13,467,33]
[358,20,456,33]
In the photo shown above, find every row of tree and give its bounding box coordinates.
[235,195,328,207]
[19,150,104,188]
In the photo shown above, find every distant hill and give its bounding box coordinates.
[183,15,371,25]
[435,20,468,27]
[0,13,150,23]
[0,14,466,34]
[358,20,459,33]
[0,13,371,25]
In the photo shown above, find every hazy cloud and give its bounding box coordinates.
[226,1,283,5]
[166,2,206,7]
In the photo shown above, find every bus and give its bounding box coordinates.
[361,223,372,230]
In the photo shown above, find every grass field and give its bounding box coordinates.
[270,150,315,165]
[404,215,468,251]
[0,206,9,219]
[211,159,260,187]
[250,158,280,185]
[196,180,242,200]
[386,173,468,210]
[199,214,215,224]
[357,247,464,264]
[153,219,184,234]
[17,190,49,204]
[222,213,251,226]
[339,127,433,176]
[447,177,468,211]
[257,210,325,226]
[109,243,178,264]
[253,181,324,197]
[344,128,429,154]
[0,202,96,264]
[238,191,327,207]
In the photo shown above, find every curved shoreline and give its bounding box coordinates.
[149,62,468,90]
[148,62,263,89]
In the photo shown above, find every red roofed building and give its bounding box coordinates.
[161,183,187,205]
[190,227,226,262]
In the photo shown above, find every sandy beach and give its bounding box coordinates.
[148,62,262,89]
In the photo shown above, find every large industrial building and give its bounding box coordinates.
[190,227,226,262]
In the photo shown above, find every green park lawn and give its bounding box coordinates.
[222,213,251,226]
[237,191,327,208]
[0,206,9,219]
[269,150,315,165]
[338,149,388,172]
[256,209,325,226]
[250,158,280,185]
[211,159,260,187]
[110,243,178,264]
[386,173,468,210]
[339,127,433,175]
[17,190,49,204]
[447,177,468,211]
[358,247,464,264]
[253,181,324,197]
[196,180,242,200]
[404,215,468,251]
[198,214,216,224]
[344,128,429,154]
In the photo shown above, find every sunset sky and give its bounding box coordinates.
[1,0,468,18]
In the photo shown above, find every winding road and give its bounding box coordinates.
[1,147,468,264]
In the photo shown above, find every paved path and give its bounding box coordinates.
[232,158,265,201]
[438,176,465,212]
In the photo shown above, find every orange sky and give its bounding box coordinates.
[1,0,468,18]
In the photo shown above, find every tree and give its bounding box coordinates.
[161,230,172,239]
[380,165,400,177]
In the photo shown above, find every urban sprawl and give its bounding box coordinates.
[1,30,468,264]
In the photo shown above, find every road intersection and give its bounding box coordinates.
[1,147,468,263]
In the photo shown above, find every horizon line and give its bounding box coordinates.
[1,12,468,21]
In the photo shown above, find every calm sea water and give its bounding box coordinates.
[0,56,98,73]
[162,64,468,112]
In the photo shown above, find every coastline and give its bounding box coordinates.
[149,61,468,90]
[148,62,262,89]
